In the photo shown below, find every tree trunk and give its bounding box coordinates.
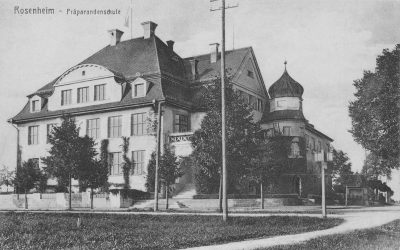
[218,168,223,213]
[90,187,94,209]
[69,173,72,210]
[166,183,169,210]
[260,181,264,209]
[24,189,28,209]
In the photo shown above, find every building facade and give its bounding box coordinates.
[9,21,332,197]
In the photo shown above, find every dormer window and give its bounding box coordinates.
[133,83,146,98]
[31,100,39,112]
[61,89,72,106]
[77,87,89,103]
[94,84,105,101]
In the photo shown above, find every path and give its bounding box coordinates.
[183,205,400,250]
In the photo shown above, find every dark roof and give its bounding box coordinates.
[268,69,304,98]
[183,47,251,81]
[12,36,255,123]
[262,110,306,123]
[306,123,333,142]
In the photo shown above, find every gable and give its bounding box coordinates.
[231,49,268,99]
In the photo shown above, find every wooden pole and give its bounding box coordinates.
[221,0,229,222]
[69,173,72,210]
[345,185,348,206]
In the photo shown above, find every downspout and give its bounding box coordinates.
[153,99,165,212]
[8,119,20,198]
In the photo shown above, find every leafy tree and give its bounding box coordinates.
[330,149,354,193]
[42,115,98,210]
[145,151,157,193]
[349,45,400,173]
[362,153,392,180]
[82,159,109,209]
[14,159,41,209]
[159,145,183,209]
[146,146,183,209]
[190,80,259,194]
[249,132,292,208]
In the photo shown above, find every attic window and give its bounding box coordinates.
[247,70,254,78]
[133,83,146,98]
[31,100,40,112]
[82,70,85,76]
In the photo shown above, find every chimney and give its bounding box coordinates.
[166,40,175,53]
[141,21,158,39]
[189,59,199,80]
[108,29,124,46]
[210,43,219,63]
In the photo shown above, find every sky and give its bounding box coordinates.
[0,0,399,198]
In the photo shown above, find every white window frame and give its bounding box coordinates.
[132,150,145,175]
[94,84,105,101]
[87,118,100,139]
[108,116,122,138]
[77,87,89,103]
[61,89,72,106]
[28,125,39,145]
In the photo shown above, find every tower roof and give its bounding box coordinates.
[268,62,304,98]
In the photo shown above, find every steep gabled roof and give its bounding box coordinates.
[183,47,251,81]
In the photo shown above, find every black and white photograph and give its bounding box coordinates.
[0,0,399,249]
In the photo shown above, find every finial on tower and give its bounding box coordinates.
[284,60,287,71]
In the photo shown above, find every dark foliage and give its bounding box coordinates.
[190,80,259,194]
[349,44,400,172]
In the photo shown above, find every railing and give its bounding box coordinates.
[169,132,194,143]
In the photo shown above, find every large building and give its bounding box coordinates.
[9,21,332,197]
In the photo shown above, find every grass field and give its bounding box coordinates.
[0,212,342,249]
[270,219,400,250]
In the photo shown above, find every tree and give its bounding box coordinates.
[349,45,400,173]
[146,147,183,209]
[190,80,259,195]
[362,153,392,180]
[82,159,109,209]
[330,149,354,193]
[42,115,98,210]
[250,132,292,208]
[14,159,41,209]
[159,145,183,209]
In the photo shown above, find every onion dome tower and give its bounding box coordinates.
[262,61,306,124]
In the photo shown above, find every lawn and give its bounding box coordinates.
[269,219,400,250]
[0,212,342,249]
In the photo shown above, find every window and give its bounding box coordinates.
[87,118,100,139]
[94,84,105,101]
[174,114,189,133]
[47,123,57,143]
[312,138,316,151]
[77,87,89,103]
[28,126,39,145]
[132,113,146,136]
[247,70,254,78]
[132,150,145,175]
[133,83,146,97]
[108,152,122,175]
[108,116,122,138]
[32,100,39,112]
[61,89,72,106]
[318,141,322,152]
[290,142,301,157]
[283,126,291,136]
[277,100,286,108]
[305,135,310,149]
[82,70,85,76]
[257,99,263,112]
[249,95,257,110]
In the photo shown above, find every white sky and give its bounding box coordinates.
[0,0,399,198]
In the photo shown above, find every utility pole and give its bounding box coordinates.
[210,0,238,222]
[321,162,327,218]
